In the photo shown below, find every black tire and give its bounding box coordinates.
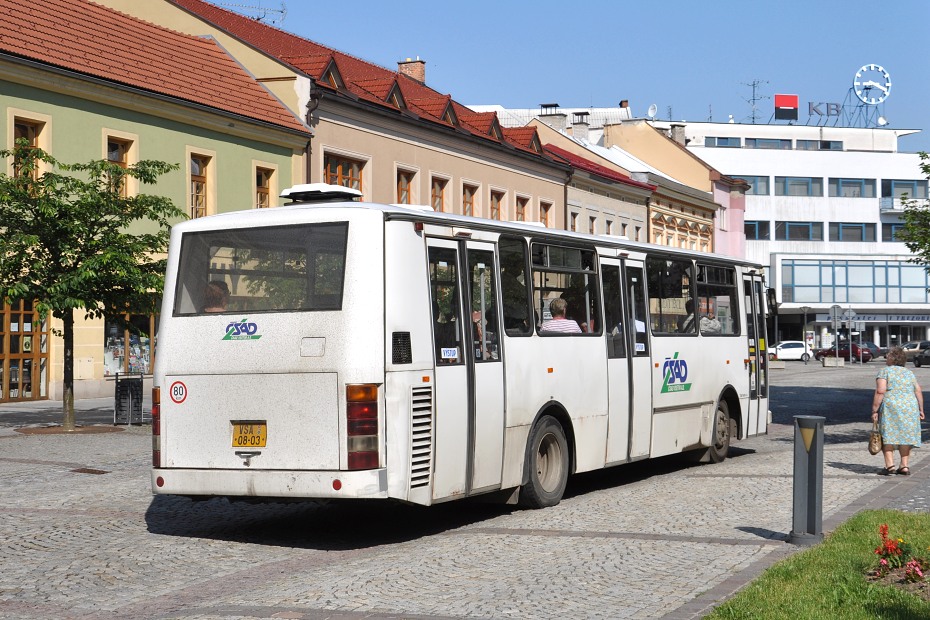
[915,358,922,368]
[706,400,731,463]
[801,353,810,362]
[520,415,569,508]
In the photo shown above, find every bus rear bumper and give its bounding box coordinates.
[151,467,389,499]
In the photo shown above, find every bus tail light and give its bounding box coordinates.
[346,384,379,470]
[151,387,161,467]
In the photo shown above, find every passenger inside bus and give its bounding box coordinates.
[202,280,230,313]
[540,298,582,334]
[679,299,721,334]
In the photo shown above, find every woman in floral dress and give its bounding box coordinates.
[871,346,925,475]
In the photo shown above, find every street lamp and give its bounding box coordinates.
[799,306,811,364]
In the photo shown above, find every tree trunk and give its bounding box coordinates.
[61,310,76,431]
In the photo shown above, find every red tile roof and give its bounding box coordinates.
[169,0,547,156]
[0,0,308,134]
[544,144,656,191]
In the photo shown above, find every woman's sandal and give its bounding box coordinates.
[897,467,911,476]
[879,466,896,475]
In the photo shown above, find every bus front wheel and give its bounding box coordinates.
[520,416,569,509]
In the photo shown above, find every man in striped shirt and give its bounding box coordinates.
[540,298,582,334]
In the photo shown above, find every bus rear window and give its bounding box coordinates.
[173,223,349,315]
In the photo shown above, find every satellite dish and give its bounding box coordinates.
[647,104,657,119]
[877,116,888,126]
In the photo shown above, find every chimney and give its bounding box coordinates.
[572,111,590,142]
[619,99,629,108]
[398,57,426,84]
[539,103,567,131]
[670,123,686,146]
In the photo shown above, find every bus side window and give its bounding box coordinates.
[428,247,462,365]
[498,237,532,336]
[468,249,500,361]
[626,266,649,355]
[646,256,694,335]
[696,264,740,336]
[602,265,626,358]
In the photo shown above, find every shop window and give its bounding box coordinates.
[104,315,156,376]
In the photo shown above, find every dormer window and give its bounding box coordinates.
[322,61,344,90]
[387,84,406,109]
[489,120,504,140]
[442,104,458,126]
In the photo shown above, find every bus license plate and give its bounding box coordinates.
[232,422,267,448]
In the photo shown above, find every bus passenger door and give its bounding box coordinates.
[626,260,652,459]
[427,238,504,500]
[743,274,769,436]
[464,241,504,493]
[601,258,652,464]
[427,240,469,499]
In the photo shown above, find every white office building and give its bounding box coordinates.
[682,122,928,350]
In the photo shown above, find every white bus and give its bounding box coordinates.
[151,185,770,508]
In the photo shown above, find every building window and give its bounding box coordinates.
[738,175,770,195]
[620,222,628,237]
[745,138,791,150]
[515,196,528,221]
[570,212,578,232]
[705,136,740,148]
[12,119,42,178]
[105,137,131,197]
[781,259,930,305]
[828,178,876,198]
[797,140,843,151]
[431,177,447,212]
[634,226,641,242]
[606,220,613,235]
[490,190,504,220]
[324,153,363,191]
[397,170,414,204]
[829,222,875,242]
[883,223,905,242]
[255,167,273,208]
[882,179,928,200]
[775,176,823,197]
[540,202,551,227]
[775,221,823,241]
[745,221,770,240]
[190,154,209,219]
[589,217,597,234]
[463,184,477,216]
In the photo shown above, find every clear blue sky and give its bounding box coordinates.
[236,0,930,152]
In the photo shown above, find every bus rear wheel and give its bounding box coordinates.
[520,416,569,508]
[707,401,731,463]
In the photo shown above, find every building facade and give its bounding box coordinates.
[682,122,928,349]
[1,0,310,401]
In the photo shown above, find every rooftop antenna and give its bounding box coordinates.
[647,103,658,120]
[215,1,287,25]
[707,104,713,122]
[666,105,673,121]
[741,79,770,124]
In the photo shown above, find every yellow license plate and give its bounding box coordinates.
[232,422,267,448]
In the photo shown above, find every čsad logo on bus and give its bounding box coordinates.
[661,352,691,393]
[223,318,262,341]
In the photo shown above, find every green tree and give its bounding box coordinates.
[899,152,930,268]
[0,140,183,429]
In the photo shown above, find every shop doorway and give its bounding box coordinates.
[1,300,49,402]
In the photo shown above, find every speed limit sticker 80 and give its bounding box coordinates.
[169,381,187,404]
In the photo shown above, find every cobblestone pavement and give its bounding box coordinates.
[0,362,927,620]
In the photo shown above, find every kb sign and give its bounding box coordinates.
[809,102,841,117]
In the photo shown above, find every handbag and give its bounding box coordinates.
[868,422,883,455]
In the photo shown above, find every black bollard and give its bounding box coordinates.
[789,415,825,545]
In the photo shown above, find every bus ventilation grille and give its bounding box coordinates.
[392,332,412,364]
[409,386,433,488]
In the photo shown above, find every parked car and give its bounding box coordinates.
[815,342,873,363]
[900,340,930,362]
[860,341,883,359]
[913,348,930,367]
[771,341,813,361]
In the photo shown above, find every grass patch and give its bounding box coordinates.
[707,510,930,619]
